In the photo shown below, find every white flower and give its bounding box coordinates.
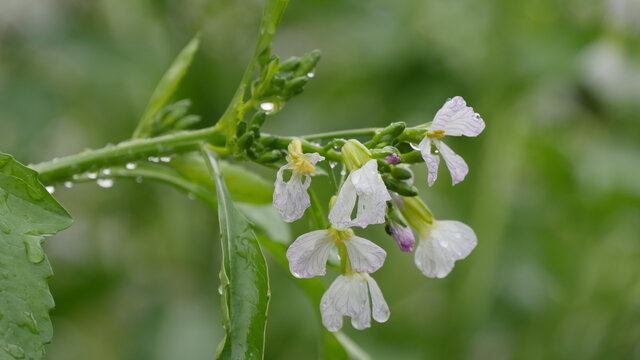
[286,227,386,278]
[328,159,391,228]
[414,220,477,278]
[273,140,324,222]
[418,96,485,186]
[320,272,389,332]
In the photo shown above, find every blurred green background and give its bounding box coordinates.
[1,0,640,359]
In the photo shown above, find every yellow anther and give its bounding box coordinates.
[427,129,445,138]
[328,226,353,245]
[287,139,316,175]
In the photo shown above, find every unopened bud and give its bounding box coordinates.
[391,166,412,180]
[341,139,372,171]
[257,150,283,163]
[279,56,301,71]
[401,196,434,231]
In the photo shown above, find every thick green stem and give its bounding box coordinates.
[32,127,226,184]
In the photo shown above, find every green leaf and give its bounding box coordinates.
[133,34,201,138]
[235,203,290,245]
[0,153,73,359]
[201,147,270,360]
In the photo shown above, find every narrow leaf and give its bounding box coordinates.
[0,153,73,359]
[201,147,270,360]
[133,34,201,138]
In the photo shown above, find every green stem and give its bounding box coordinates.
[32,127,226,184]
[302,128,378,141]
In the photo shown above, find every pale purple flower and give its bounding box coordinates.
[414,220,477,278]
[286,227,386,278]
[328,159,391,228]
[386,222,415,252]
[273,140,324,222]
[418,96,485,186]
[320,272,389,332]
[384,153,400,164]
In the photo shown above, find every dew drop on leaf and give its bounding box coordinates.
[23,236,45,264]
[64,181,73,188]
[306,72,315,78]
[148,156,160,163]
[160,156,172,163]
[102,168,112,175]
[96,178,114,188]
[87,172,98,179]
[125,162,137,170]
[45,186,55,194]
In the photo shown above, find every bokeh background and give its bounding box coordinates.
[1,0,640,359]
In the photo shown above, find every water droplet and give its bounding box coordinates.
[260,102,275,112]
[64,181,73,188]
[72,174,81,180]
[126,162,137,170]
[218,285,223,295]
[409,143,420,151]
[187,193,196,200]
[135,176,143,184]
[102,168,112,175]
[340,168,347,176]
[96,178,114,188]
[23,236,45,264]
[87,172,98,179]
[4,343,24,359]
[434,149,440,154]
[306,72,315,78]
[329,161,338,168]
[148,156,160,162]
[45,186,55,194]
[160,156,171,163]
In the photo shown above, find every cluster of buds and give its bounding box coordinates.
[272,96,485,331]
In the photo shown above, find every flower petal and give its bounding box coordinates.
[344,235,387,273]
[414,220,477,278]
[433,139,468,186]
[328,175,358,229]
[364,274,390,323]
[286,230,334,278]
[320,274,371,332]
[431,96,485,137]
[350,160,391,228]
[273,166,312,222]
[419,136,440,186]
[329,159,390,228]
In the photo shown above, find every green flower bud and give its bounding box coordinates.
[401,196,434,230]
[257,150,283,163]
[249,111,267,128]
[371,146,399,159]
[341,139,372,171]
[382,174,418,196]
[236,132,254,150]
[295,49,322,76]
[372,122,405,144]
[391,166,412,180]
[279,56,300,71]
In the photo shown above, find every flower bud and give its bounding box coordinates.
[372,122,405,144]
[279,56,300,71]
[391,166,412,180]
[341,139,372,171]
[385,222,415,252]
[382,174,419,196]
[257,150,283,163]
[400,196,434,231]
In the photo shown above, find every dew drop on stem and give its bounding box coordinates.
[97,178,114,188]
[45,186,55,194]
[64,181,73,188]
[126,162,137,170]
[87,172,98,179]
